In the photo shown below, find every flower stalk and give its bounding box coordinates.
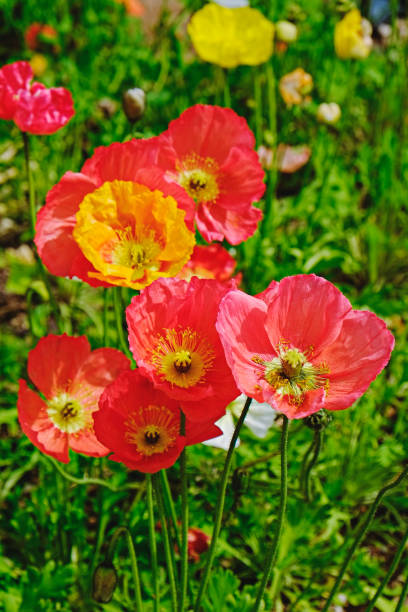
[252,415,290,611]
[322,464,408,611]
[146,474,159,612]
[179,411,189,611]
[193,396,253,611]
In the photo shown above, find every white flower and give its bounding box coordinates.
[212,0,249,7]
[317,102,341,125]
[203,394,277,450]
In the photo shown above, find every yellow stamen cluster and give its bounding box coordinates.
[125,405,178,456]
[151,327,215,388]
[177,154,219,204]
[112,228,161,281]
[253,346,330,404]
[47,392,86,434]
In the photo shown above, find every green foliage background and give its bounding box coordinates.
[0,0,407,610]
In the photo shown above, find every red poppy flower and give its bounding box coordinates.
[35,140,195,288]
[25,23,58,50]
[17,334,131,463]
[154,104,265,244]
[187,528,211,562]
[94,370,221,473]
[126,277,239,422]
[0,61,74,134]
[177,244,240,283]
[217,274,394,419]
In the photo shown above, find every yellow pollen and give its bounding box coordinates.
[125,405,178,456]
[177,154,219,204]
[252,346,330,402]
[151,327,215,388]
[112,228,161,281]
[47,392,86,434]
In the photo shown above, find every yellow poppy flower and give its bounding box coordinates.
[334,9,373,59]
[187,4,274,68]
[73,180,195,289]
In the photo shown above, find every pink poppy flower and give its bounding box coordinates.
[0,61,74,134]
[17,334,131,462]
[126,277,240,423]
[35,139,195,287]
[94,370,221,473]
[154,104,265,244]
[216,274,395,419]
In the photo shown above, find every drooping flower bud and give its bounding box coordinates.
[92,562,118,603]
[304,409,333,431]
[316,102,341,125]
[276,20,298,43]
[122,88,146,122]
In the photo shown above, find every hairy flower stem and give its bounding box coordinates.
[113,288,133,360]
[395,569,408,612]
[22,130,61,331]
[102,289,110,346]
[254,69,263,145]
[179,412,189,611]
[193,397,253,612]
[146,475,159,612]
[160,470,182,551]
[322,464,408,612]
[106,526,143,610]
[222,68,231,108]
[303,431,322,502]
[153,473,179,612]
[252,416,290,612]
[366,524,408,612]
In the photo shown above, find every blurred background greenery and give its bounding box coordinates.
[0,0,407,610]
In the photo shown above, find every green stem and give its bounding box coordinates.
[322,465,408,612]
[254,69,263,145]
[45,455,138,492]
[193,397,253,612]
[304,431,322,502]
[113,287,133,360]
[22,130,61,331]
[22,131,36,237]
[299,435,316,489]
[179,412,188,612]
[395,570,408,612]
[146,475,159,612]
[153,473,178,612]
[223,68,231,108]
[106,526,143,610]
[103,288,110,346]
[366,524,408,612]
[252,415,289,612]
[160,470,182,552]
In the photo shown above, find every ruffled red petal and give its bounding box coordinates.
[35,171,98,279]
[0,61,33,119]
[14,85,74,135]
[320,310,395,411]
[27,334,91,398]
[17,380,69,462]
[264,275,352,355]
[68,429,109,457]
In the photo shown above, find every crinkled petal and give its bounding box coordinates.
[265,275,352,355]
[0,61,33,119]
[14,86,74,135]
[321,310,395,411]
[68,429,109,457]
[27,334,90,398]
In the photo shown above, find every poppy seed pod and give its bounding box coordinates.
[122,87,146,122]
[92,562,118,603]
[304,409,333,431]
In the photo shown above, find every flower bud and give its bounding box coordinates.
[276,20,298,43]
[304,409,333,431]
[122,88,146,122]
[92,562,117,603]
[316,102,341,125]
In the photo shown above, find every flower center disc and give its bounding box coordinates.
[151,327,215,388]
[47,393,86,433]
[177,154,219,204]
[125,405,179,456]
